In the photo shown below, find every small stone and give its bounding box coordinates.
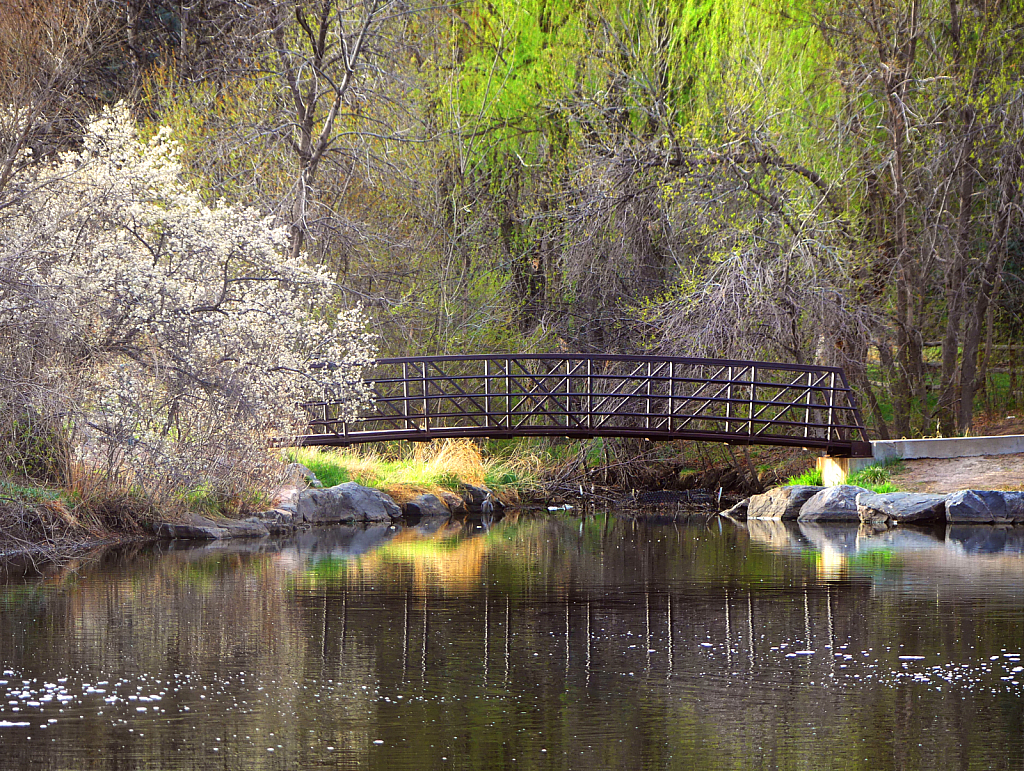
[441,491,469,516]
[460,483,489,508]
[154,522,224,540]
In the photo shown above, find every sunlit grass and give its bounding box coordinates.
[285,439,541,502]
[784,467,823,486]
[782,459,902,493]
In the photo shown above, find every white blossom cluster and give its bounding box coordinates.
[0,103,374,484]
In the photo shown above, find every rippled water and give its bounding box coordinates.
[1,513,1023,770]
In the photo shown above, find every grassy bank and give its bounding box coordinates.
[0,473,159,562]
[284,439,542,504]
[785,457,905,494]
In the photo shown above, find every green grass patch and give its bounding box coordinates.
[782,460,901,493]
[287,449,353,488]
[847,457,904,493]
[784,467,823,486]
[0,476,86,510]
[0,478,63,503]
[858,481,899,494]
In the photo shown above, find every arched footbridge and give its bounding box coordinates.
[283,354,872,457]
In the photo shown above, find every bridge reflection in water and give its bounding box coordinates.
[288,354,872,456]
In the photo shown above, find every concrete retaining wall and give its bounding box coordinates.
[872,434,1024,461]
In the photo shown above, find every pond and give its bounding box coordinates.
[0,513,1022,770]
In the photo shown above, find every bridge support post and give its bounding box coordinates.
[646,361,652,430]
[402,361,409,430]
[826,372,836,444]
[748,366,756,436]
[817,456,875,486]
[586,358,592,430]
[668,361,674,432]
[484,359,491,430]
[726,366,733,432]
[422,360,429,433]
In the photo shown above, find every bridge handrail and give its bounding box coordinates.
[285,353,872,457]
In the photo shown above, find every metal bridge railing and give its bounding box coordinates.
[284,354,872,457]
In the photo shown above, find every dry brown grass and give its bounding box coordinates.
[413,440,489,486]
[289,438,542,502]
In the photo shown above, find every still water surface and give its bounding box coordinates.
[0,513,1023,770]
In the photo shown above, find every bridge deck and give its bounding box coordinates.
[283,354,872,457]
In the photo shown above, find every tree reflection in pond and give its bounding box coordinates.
[0,514,1022,770]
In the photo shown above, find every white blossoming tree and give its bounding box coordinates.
[0,103,374,495]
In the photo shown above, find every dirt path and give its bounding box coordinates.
[889,453,1024,493]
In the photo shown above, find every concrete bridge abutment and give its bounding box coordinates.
[817,435,1024,485]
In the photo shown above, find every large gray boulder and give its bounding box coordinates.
[945,490,1024,523]
[747,486,823,520]
[857,492,947,525]
[798,485,870,522]
[297,482,402,524]
[403,493,451,518]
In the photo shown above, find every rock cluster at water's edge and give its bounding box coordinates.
[723,486,1024,526]
[153,480,504,541]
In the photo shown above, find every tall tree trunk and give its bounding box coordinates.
[938,104,978,434]
[959,140,1022,430]
[886,0,921,437]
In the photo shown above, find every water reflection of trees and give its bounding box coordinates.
[0,516,1021,769]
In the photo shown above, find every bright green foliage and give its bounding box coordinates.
[453,0,586,163]
[785,467,824,487]
[129,0,1024,440]
[847,459,905,493]
[784,458,903,492]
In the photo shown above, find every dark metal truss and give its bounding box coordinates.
[279,354,873,457]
